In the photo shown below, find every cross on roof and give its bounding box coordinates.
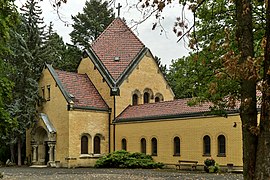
[116,3,122,17]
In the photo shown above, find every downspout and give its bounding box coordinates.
[113,95,116,151]
[108,108,112,153]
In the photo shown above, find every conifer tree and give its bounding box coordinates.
[70,0,114,48]
[42,22,66,67]
[5,0,48,166]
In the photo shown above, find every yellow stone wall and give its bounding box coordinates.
[33,68,70,165]
[67,110,109,167]
[77,53,175,153]
[116,53,175,116]
[115,114,243,167]
[77,58,115,152]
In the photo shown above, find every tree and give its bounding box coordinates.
[167,54,215,99]
[4,0,48,166]
[60,44,82,72]
[138,0,267,179]
[154,56,167,77]
[0,0,19,54]
[42,22,66,67]
[0,0,19,159]
[70,0,115,48]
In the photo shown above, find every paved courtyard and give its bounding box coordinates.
[0,167,243,180]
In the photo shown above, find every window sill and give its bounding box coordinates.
[93,154,102,158]
[203,154,211,157]
[173,154,180,157]
[79,154,102,159]
[79,154,92,159]
[151,154,157,156]
[217,154,226,157]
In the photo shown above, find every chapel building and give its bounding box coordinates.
[26,18,243,169]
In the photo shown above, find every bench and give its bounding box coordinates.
[176,160,198,170]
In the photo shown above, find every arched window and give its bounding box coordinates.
[151,138,157,156]
[144,92,150,104]
[154,93,163,102]
[218,135,226,156]
[174,137,180,156]
[132,94,138,105]
[81,135,88,154]
[94,136,101,154]
[122,138,127,151]
[141,138,146,154]
[203,135,211,155]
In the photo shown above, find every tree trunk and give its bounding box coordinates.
[235,0,257,179]
[254,0,270,179]
[10,143,15,163]
[17,136,21,166]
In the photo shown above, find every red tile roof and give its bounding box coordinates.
[115,99,215,122]
[91,18,145,80]
[55,70,108,110]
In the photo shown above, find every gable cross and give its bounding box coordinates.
[116,3,122,17]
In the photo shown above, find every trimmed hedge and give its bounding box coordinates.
[95,150,164,169]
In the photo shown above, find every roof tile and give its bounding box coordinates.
[56,70,108,110]
[91,18,145,80]
[115,99,213,121]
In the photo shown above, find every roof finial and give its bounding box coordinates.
[116,3,122,17]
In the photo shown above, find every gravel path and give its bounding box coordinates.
[0,167,243,180]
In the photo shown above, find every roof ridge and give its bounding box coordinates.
[130,98,191,107]
[117,18,145,47]
[54,69,86,76]
[91,17,144,48]
[91,18,115,47]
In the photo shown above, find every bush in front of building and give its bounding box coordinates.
[204,157,220,173]
[95,150,164,169]
[0,172,3,179]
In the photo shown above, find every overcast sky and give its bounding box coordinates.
[15,0,193,66]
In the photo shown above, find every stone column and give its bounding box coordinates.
[32,145,38,163]
[48,142,56,163]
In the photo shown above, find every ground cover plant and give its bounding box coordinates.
[95,150,164,169]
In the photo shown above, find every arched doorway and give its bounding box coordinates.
[33,127,49,165]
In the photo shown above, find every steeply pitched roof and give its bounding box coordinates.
[46,64,108,111]
[114,99,239,123]
[90,18,145,81]
[55,70,109,110]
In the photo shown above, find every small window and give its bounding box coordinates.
[203,135,211,156]
[151,138,157,156]
[81,136,88,154]
[41,87,45,100]
[154,93,164,102]
[218,135,226,156]
[122,138,127,151]
[47,85,51,101]
[141,138,146,154]
[94,136,101,154]
[143,92,149,104]
[174,137,180,156]
[132,94,138,105]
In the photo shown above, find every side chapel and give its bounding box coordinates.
[26,18,243,168]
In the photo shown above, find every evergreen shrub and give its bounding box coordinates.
[95,150,164,169]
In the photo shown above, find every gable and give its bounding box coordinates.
[45,64,109,111]
[91,18,145,81]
